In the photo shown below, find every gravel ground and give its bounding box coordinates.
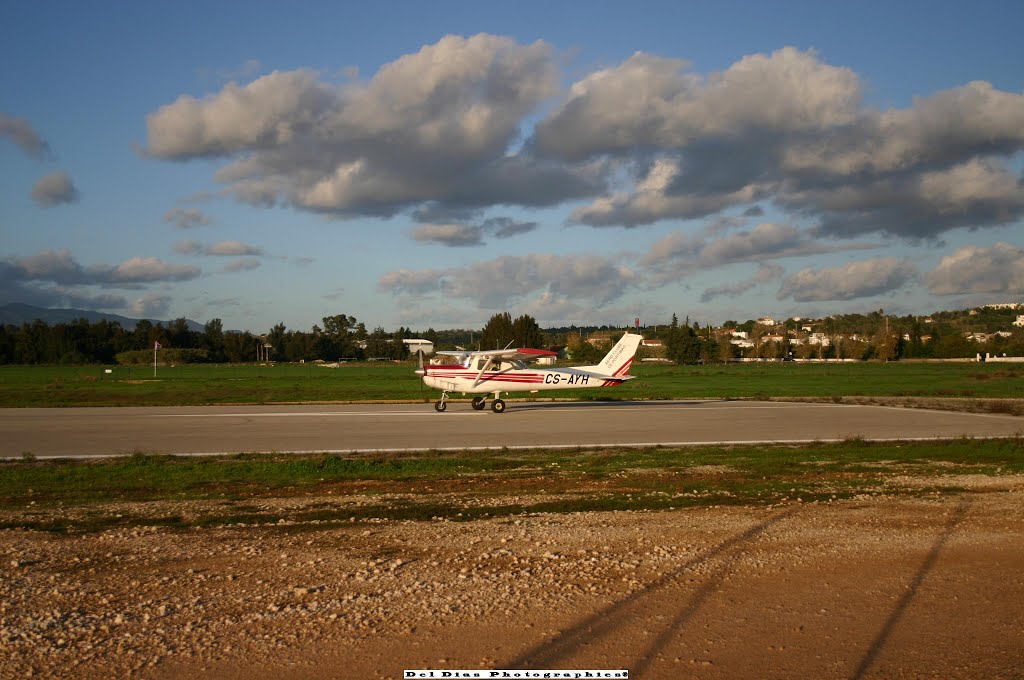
[3,477,1023,679]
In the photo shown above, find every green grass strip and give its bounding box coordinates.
[1,361,1023,407]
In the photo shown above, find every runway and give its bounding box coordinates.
[2,400,1022,458]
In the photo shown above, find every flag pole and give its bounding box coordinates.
[153,341,159,378]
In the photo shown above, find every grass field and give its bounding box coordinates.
[1,360,1023,407]
[2,438,1021,532]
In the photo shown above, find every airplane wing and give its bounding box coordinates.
[436,347,557,362]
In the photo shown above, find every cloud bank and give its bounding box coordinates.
[0,250,201,312]
[379,253,637,310]
[132,36,1024,326]
[146,38,1024,249]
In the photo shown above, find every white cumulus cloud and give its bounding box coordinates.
[777,258,918,302]
[144,35,596,218]
[925,243,1024,296]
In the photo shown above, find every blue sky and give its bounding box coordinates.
[2,0,1023,333]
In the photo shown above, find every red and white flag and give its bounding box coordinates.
[154,341,161,349]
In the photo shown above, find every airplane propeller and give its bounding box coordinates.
[414,350,432,401]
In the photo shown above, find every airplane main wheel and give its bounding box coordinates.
[490,399,506,413]
[434,401,447,412]
[471,397,486,410]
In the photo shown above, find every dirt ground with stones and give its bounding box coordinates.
[3,478,1023,680]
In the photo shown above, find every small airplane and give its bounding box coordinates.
[416,332,643,413]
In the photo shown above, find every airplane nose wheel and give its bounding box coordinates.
[471,396,486,411]
[490,399,506,413]
[434,391,449,412]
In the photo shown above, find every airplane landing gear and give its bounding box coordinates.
[471,396,487,410]
[435,391,450,412]
[490,398,506,413]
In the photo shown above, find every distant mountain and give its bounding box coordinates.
[0,303,204,332]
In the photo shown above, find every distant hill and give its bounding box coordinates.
[0,303,204,332]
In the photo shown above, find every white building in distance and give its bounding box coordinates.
[402,339,434,355]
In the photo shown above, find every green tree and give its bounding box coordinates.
[0,325,14,363]
[284,331,317,362]
[267,322,287,360]
[665,314,701,364]
[717,335,736,362]
[512,314,545,348]
[480,312,515,350]
[364,326,391,358]
[223,331,255,362]
[932,331,975,358]
[132,319,154,351]
[322,314,355,338]
[566,333,606,364]
[871,325,898,362]
[391,327,410,360]
[203,319,225,361]
[16,320,54,363]
[167,318,194,348]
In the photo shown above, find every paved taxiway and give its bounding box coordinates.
[2,400,1022,458]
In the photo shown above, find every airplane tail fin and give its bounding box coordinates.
[581,332,643,378]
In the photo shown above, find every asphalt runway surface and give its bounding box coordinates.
[3,400,1023,458]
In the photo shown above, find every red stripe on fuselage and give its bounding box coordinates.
[425,369,545,384]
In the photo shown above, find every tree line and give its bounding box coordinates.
[0,308,1019,365]
[0,315,405,365]
[0,312,548,365]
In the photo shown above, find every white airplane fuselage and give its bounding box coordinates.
[422,363,626,395]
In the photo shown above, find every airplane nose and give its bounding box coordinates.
[414,368,425,376]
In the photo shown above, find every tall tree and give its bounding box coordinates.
[132,319,154,351]
[480,312,515,350]
[665,314,701,364]
[391,327,410,359]
[167,318,193,348]
[203,319,225,361]
[512,314,545,348]
[322,314,354,338]
[267,322,287,360]
[871,325,897,362]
